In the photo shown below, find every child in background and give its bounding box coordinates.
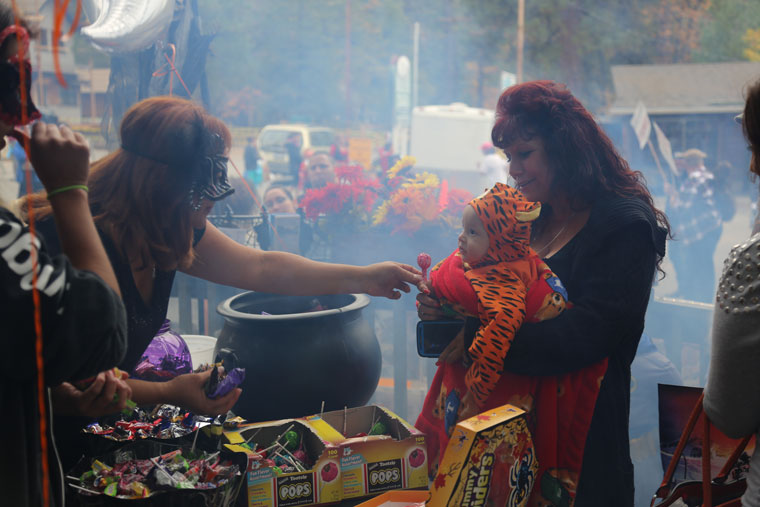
[416,183,608,506]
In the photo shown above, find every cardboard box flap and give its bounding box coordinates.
[456,404,525,431]
[316,405,418,440]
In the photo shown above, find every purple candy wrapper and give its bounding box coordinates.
[206,367,246,399]
[132,320,193,381]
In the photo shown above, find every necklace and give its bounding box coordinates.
[534,212,577,257]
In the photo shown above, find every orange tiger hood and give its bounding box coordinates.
[468,183,541,266]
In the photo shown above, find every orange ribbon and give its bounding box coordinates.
[152,43,193,98]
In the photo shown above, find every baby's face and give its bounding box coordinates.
[458,205,489,265]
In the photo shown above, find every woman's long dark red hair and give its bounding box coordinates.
[24,96,231,271]
[492,80,671,268]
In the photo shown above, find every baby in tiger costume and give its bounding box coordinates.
[416,183,608,507]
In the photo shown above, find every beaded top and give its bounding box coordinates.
[716,233,760,314]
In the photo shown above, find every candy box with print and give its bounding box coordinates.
[224,418,344,506]
[305,405,428,500]
[429,404,537,507]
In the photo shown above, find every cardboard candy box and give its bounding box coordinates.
[429,404,538,507]
[305,405,429,500]
[356,490,430,506]
[224,418,345,507]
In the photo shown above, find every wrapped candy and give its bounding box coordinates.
[70,447,240,499]
[132,320,192,381]
[82,404,213,442]
[204,366,246,399]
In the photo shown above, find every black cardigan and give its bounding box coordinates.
[480,196,666,506]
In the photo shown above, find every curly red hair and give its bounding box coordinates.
[23,96,232,271]
[492,80,670,267]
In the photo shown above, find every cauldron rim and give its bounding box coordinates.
[216,292,370,321]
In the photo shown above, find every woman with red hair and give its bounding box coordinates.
[25,96,421,470]
[417,81,669,505]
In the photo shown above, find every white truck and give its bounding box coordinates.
[409,103,497,195]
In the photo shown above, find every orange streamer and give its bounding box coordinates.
[10,1,50,504]
[152,44,193,98]
[52,0,69,87]
[67,0,81,37]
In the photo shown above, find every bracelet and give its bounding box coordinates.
[46,184,88,198]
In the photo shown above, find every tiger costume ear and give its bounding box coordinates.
[515,203,541,222]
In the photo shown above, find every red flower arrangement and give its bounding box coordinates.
[299,166,380,224]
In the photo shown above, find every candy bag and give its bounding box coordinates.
[132,320,192,381]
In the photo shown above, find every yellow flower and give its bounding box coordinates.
[402,171,439,190]
[386,155,417,179]
[372,201,391,225]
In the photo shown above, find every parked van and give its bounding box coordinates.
[257,124,335,180]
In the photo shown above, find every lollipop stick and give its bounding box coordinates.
[67,483,100,495]
[191,426,200,454]
[244,427,263,445]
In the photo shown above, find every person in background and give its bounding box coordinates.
[243,135,262,192]
[285,132,303,184]
[705,76,760,507]
[263,184,298,214]
[0,6,129,503]
[258,184,314,254]
[417,80,669,506]
[330,134,348,162]
[24,96,421,471]
[667,148,725,303]
[478,141,508,188]
[244,136,259,173]
[303,151,336,190]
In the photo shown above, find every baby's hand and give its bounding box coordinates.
[458,390,481,422]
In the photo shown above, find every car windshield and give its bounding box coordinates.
[309,131,335,147]
[259,130,295,152]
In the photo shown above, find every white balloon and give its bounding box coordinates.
[80,0,175,54]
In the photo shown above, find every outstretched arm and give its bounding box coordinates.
[184,222,421,299]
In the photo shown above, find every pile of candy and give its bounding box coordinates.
[83,405,212,441]
[238,424,314,475]
[68,448,239,499]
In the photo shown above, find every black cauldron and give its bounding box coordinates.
[215,292,381,422]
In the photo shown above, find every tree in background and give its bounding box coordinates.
[638,0,711,63]
[745,29,760,62]
[696,0,760,62]
[195,0,760,127]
